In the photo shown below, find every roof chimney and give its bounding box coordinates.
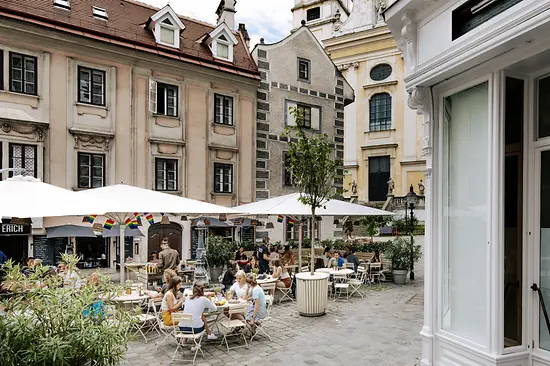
[238,23,250,48]
[216,0,236,30]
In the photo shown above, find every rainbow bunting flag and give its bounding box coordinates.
[103,219,115,230]
[277,215,284,223]
[82,215,97,223]
[124,218,133,228]
[288,218,295,226]
[132,217,140,228]
[145,213,154,225]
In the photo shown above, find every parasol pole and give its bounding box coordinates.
[298,215,303,271]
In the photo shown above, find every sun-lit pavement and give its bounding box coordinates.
[123,237,424,366]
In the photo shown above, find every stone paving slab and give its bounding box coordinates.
[123,281,423,366]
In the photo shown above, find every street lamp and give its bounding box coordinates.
[194,218,208,284]
[405,185,418,280]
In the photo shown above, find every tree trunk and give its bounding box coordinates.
[310,207,316,275]
[298,217,303,271]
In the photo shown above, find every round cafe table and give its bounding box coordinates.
[257,275,278,285]
[315,268,354,276]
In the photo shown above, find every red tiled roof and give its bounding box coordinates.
[0,0,260,80]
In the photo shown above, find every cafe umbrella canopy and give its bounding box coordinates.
[234,193,395,269]
[0,175,107,218]
[76,184,243,283]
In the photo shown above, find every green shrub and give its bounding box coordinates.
[0,254,134,366]
[206,236,236,267]
[384,237,422,270]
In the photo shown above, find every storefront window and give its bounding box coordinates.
[76,237,109,268]
[539,150,550,351]
[442,82,489,347]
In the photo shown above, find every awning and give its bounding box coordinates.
[46,224,96,238]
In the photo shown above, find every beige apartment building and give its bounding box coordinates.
[0,0,259,267]
[292,0,426,204]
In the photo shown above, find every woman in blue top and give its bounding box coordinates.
[245,273,267,327]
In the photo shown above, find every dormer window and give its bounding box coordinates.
[92,6,108,20]
[149,5,185,49]
[54,0,70,10]
[207,23,238,63]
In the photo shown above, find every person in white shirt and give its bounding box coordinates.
[229,270,249,300]
[179,283,218,340]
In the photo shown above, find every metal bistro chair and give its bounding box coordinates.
[153,301,177,351]
[250,294,273,343]
[277,276,295,304]
[369,262,382,285]
[259,281,276,297]
[171,313,205,365]
[218,304,249,352]
[349,267,368,298]
[134,298,160,343]
[333,272,350,301]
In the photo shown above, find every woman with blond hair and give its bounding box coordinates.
[228,270,249,300]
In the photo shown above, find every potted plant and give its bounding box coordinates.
[205,236,234,283]
[384,237,421,285]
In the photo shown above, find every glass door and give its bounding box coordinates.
[535,147,550,352]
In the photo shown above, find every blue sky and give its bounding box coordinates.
[142,0,295,48]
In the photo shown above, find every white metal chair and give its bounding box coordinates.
[134,298,160,342]
[333,272,350,301]
[218,304,249,351]
[259,281,276,297]
[277,276,295,304]
[349,267,368,298]
[171,312,205,365]
[345,262,355,271]
[153,302,177,351]
[250,294,273,343]
[300,265,309,273]
[369,263,382,284]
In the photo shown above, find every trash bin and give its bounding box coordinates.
[295,272,330,317]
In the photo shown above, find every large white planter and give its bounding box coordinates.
[295,272,330,317]
[392,269,408,285]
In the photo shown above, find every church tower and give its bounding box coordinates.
[291,0,353,42]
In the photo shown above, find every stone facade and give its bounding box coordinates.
[251,26,354,242]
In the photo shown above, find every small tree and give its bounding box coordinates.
[358,215,392,240]
[284,107,343,274]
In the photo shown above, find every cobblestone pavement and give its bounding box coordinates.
[124,237,424,366]
[124,282,423,366]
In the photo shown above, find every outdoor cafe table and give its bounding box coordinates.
[257,276,278,285]
[315,268,354,276]
[101,292,149,303]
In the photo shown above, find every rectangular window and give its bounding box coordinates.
[78,66,106,106]
[54,0,70,9]
[216,42,229,59]
[78,153,105,188]
[156,83,178,117]
[155,158,178,191]
[282,152,294,187]
[442,82,489,347]
[9,52,37,95]
[9,143,37,177]
[452,0,523,40]
[92,6,108,20]
[298,58,310,82]
[214,94,234,126]
[368,156,390,202]
[214,163,233,193]
[0,50,3,91]
[306,7,321,21]
[538,75,550,139]
[297,104,312,129]
[160,26,175,45]
[369,93,392,131]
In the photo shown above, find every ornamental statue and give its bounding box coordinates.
[351,180,357,195]
[375,0,387,23]
[418,180,425,196]
[387,177,394,196]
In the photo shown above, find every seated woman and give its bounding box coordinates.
[272,259,291,289]
[245,273,267,327]
[222,262,237,292]
[160,276,186,326]
[229,270,249,300]
[180,283,218,340]
[146,268,177,299]
[243,257,258,274]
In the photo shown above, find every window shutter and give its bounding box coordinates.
[311,107,320,130]
[149,79,157,113]
[286,101,298,126]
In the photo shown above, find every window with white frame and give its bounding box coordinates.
[53,0,70,10]
[78,152,105,188]
[149,6,184,50]
[207,23,238,63]
[10,52,37,95]
[298,58,310,82]
[369,93,392,131]
[215,34,230,60]
[214,163,233,193]
[78,66,106,106]
[155,158,178,191]
[9,143,36,177]
[149,81,178,117]
[286,101,321,130]
[160,18,176,45]
[214,94,233,125]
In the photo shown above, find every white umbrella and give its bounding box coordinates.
[234,193,395,272]
[0,175,106,218]
[77,184,243,283]
[234,193,395,216]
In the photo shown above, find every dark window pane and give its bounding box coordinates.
[306,7,320,21]
[370,64,392,81]
[369,93,392,131]
[539,76,550,138]
[368,156,390,201]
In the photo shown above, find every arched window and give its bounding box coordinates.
[369,93,392,131]
[370,64,392,81]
